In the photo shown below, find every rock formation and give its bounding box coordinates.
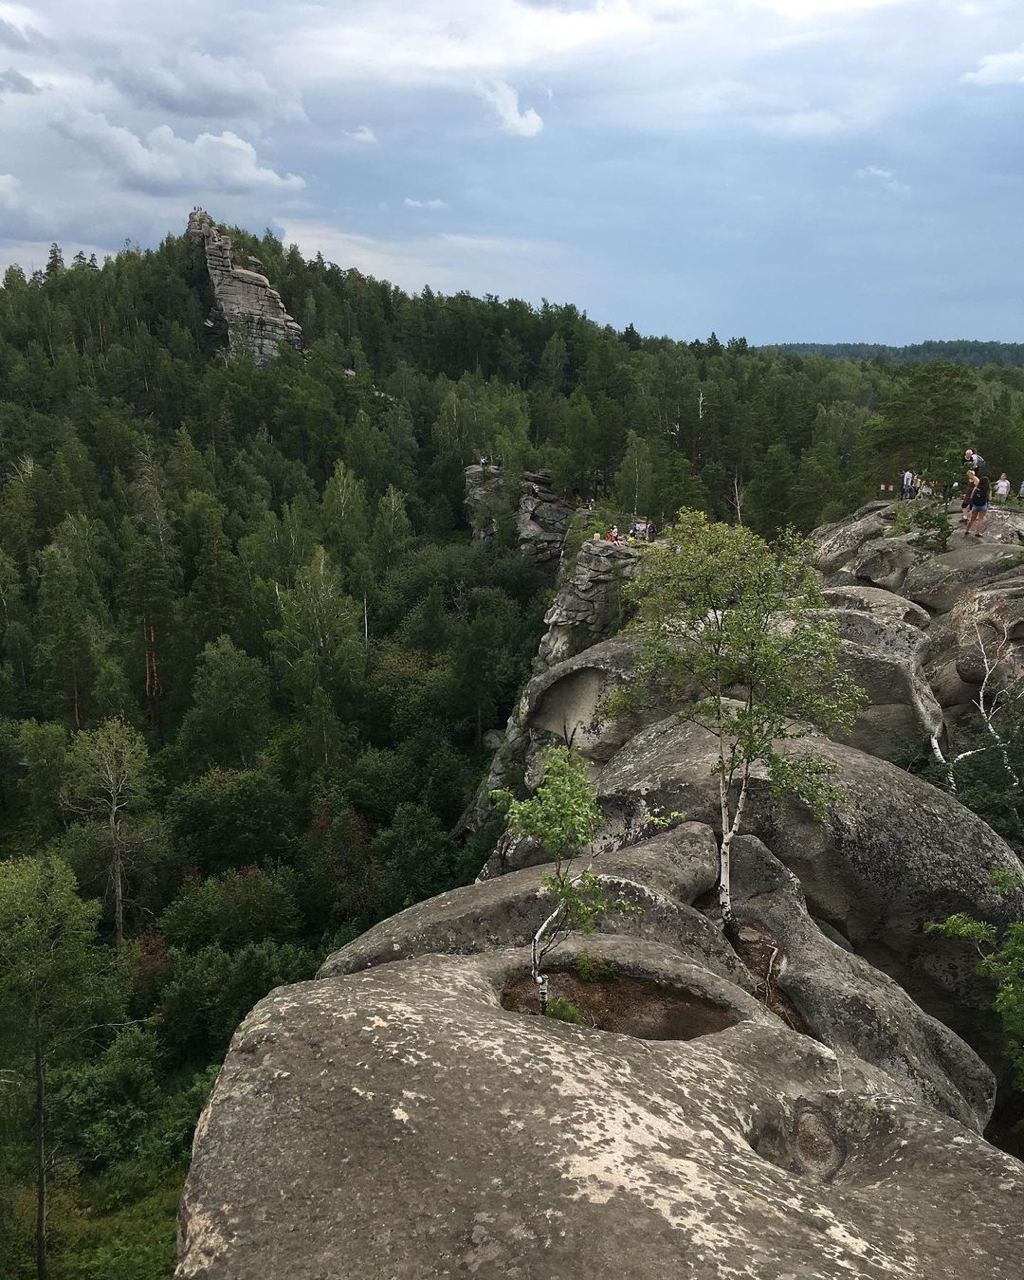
[176,500,1024,1280]
[465,464,573,562]
[187,209,302,366]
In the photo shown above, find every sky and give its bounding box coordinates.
[0,0,1022,344]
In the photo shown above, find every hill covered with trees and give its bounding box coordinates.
[2,220,1024,1277]
[770,339,1024,369]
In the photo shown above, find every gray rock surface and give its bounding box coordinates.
[187,209,302,366]
[464,464,573,562]
[178,943,1024,1280]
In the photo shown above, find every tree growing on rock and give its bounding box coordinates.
[495,746,627,1014]
[610,511,862,941]
[927,591,1024,814]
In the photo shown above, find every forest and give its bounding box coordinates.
[2,223,1024,1278]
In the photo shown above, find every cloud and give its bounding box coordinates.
[962,44,1024,85]
[100,51,304,122]
[403,196,446,209]
[343,125,378,144]
[0,66,38,93]
[52,109,305,195]
[0,172,21,206]
[0,16,52,52]
[856,163,910,194]
[278,218,561,296]
[478,79,543,136]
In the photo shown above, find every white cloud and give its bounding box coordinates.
[52,109,305,195]
[856,163,910,194]
[962,44,1024,84]
[478,79,543,136]
[0,171,21,206]
[101,51,305,122]
[403,196,446,209]
[343,125,378,144]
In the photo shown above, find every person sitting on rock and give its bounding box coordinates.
[964,471,991,538]
[964,447,985,473]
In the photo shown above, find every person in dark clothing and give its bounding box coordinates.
[965,472,991,538]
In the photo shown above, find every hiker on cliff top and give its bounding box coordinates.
[964,472,991,538]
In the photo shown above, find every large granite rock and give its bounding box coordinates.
[465,465,573,562]
[593,710,1024,1023]
[178,941,1024,1280]
[187,209,302,366]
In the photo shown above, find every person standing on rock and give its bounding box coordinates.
[901,468,915,500]
[994,473,1011,502]
[961,471,977,523]
[965,471,991,538]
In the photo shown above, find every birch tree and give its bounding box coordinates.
[928,591,1024,807]
[59,719,149,945]
[611,512,862,942]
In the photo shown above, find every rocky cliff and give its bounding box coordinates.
[464,464,573,562]
[176,501,1024,1280]
[187,209,302,366]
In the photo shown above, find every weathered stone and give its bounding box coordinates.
[812,504,893,575]
[594,710,1024,1026]
[464,465,573,562]
[177,942,1024,1280]
[902,542,1024,613]
[536,539,640,670]
[821,584,930,629]
[187,208,301,366]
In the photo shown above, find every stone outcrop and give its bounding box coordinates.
[465,464,573,561]
[187,209,302,366]
[177,501,1024,1280]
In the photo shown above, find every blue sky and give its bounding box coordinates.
[0,0,1021,343]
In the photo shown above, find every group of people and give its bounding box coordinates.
[602,519,657,544]
[955,449,1017,538]
[897,448,1023,540]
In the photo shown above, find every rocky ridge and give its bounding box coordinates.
[176,500,1024,1280]
[187,209,302,366]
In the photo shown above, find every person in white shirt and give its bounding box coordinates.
[901,468,915,500]
[994,473,1011,502]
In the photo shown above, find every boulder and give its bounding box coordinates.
[821,584,930,629]
[901,542,1024,613]
[730,835,993,1129]
[177,942,1024,1280]
[594,712,1024,1028]
[812,504,893,575]
[322,824,748,990]
[836,534,923,593]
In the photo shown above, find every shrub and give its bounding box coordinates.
[546,995,585,1025]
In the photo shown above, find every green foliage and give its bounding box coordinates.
[574,954,616,983]
[545,995,585,1025]
[927,876,1024,1087]
[494,746,601,866]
